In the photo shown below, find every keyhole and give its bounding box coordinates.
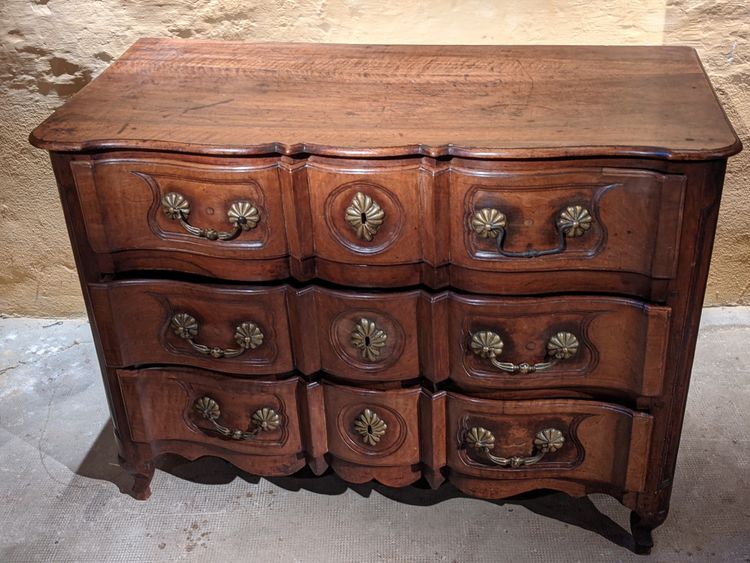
[361,212,368,225]
[367,424,373,434]
[364,336,371,347]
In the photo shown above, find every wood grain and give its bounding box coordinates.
[118,368,309,476]
[88,281,671,399]
[447,294,671,398]
[89,280,293,375]
[67,150,689,298]
[445,394,654,493]
[30,40,740,160]
[32,41,743,553]
[322,382,422,487]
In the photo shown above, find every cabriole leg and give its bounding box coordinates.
[119,447,155,500]
[630,510,667,555]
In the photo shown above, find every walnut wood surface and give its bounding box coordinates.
[30,40,740,160]
[323,383,422,486]
[68,151,687,299]
[90,280,293,375]
[446,395,653,493]
[90,280,670,399]
[448,294,670,398]
[114,365,654,498]
[118,367,313,477]
[33,41,743,554]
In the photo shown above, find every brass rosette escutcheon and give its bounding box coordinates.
[345,191,385,241]
[170,313,264,359]
[546,331,579,360]
[469,330,579,374]
[469,330,504,360]
[161,192,260,241]
[351,318,388,361]
[354,408,388,446]
[557,205,592,237]
[465,426,565,467]
[194,396,280,440]
[471,207,507,239]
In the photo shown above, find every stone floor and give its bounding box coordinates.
[0,309,748,562]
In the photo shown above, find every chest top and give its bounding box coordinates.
[30,39,740,161]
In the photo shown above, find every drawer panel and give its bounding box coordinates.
[91,282,669,397]
[451,165,685,279]
[90,280,293,375]
[302,287,422,382]
[69,154,686,299]
[446,394,653,493]
[305,157,424,266]
[322,382,421,469]
[117,367,311,474]
[449,294,670,397]
[71,154,289,280]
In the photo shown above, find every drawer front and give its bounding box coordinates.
[449,294,670,397]
[91,282,668,396]
[306,157,424,265]
[71,154,288,279]
[118,368,306,462]
[322,383,421,468]
[303,287,421,382]
[446,394,653,492]
[451,166,685,279]
[90,280,293,375]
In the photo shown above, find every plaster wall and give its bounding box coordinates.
[0,0,747,315]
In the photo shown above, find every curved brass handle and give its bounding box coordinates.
[194,397,280,440]
[465,427,565,467]
[354,408,388,446]
[345,191,385,241]
[170,313,264,359]
[471,205,592,258]
[161,192,259,241]
[470,331,579,374]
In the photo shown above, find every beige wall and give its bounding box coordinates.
[1,0,747,316]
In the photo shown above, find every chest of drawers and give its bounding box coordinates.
[31,39,741,554]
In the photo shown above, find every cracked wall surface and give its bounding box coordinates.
[0,0,747,315]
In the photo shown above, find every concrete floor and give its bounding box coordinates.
[0,309,748,563]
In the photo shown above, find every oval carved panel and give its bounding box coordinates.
[335,402,409,458]
[323,180,405,254]
[329,309,406,371]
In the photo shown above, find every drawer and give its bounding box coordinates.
[446,394,653,493]
[297,287,422,382]
[305,157,424,266]
[70,153,289,280]
[90,280,293,375]
[117,367,314,475]
[450,164,685,286]
[322,382,423,486]
[449,294,670,398]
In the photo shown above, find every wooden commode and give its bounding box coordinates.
[30,39,742,554]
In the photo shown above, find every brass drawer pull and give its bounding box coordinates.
[194,397,280,440]
[471,205,592,258]
[161,192,260,241]
[345,191,385,241]
[354,408,388,446]
[170,313,264,359]
[465,427,565,467]
[470,331,579,374]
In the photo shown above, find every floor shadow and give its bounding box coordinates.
[76,422,635,552]
[264,471,635,552]
[74,420,133,495]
